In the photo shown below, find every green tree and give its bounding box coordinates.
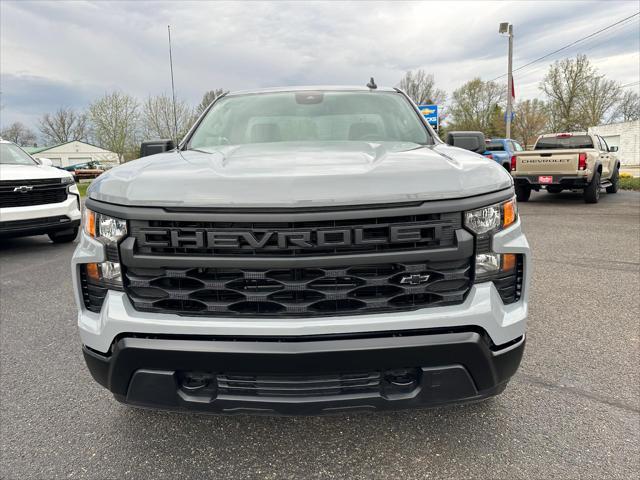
[512,99,549,148]
[540,54,594,131]
[141,94,193,142]
[612,90,640,122]
[89,91,140,163]
[447,78,505,133]
[195,89,227,117]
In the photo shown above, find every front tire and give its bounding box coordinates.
[584,171,601,204]
[48,226,79,243]
[606,168,619,194]
[515,184,531,202]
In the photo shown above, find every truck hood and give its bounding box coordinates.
[89,142,513,208]
[0,164,73,182]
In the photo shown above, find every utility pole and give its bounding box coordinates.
[499,22,514,139]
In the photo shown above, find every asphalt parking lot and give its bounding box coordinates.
[1,190,639,480]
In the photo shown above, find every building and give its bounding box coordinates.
[24,140,120,168]
[588,120,639,166]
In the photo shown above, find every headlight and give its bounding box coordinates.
[83,208,127,244]
[80,208,127,312]
[467,197,523,305]
[464,197,517,235]
[61,176,74,185]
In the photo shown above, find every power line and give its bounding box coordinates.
[489,11,640,82]
[621,81,639,88]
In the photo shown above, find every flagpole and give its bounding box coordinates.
[506,24,513,139]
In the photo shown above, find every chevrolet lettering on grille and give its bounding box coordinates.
[138,224,445,250]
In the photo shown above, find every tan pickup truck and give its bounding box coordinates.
[511,132,620,203]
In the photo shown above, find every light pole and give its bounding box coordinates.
[499,22,513,139]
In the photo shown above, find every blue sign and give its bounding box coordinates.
[418,105,438,129]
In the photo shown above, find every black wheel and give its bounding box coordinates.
[48,227,79,243]
[515,184,531,202]
[547,186,563,194]
[584,171,601,204]
[502,163,511,171]
[606,168,619,194]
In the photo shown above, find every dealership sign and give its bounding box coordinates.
[418,105,438,129]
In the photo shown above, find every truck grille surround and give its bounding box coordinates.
[0,178,68,208]
[120,209,475,317]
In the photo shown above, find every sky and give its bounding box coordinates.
[1,0,639,133]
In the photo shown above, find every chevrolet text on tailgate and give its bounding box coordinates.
[73,85,530,414]
[511,132,620,203]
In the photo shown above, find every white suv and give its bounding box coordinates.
[0,139,81,242]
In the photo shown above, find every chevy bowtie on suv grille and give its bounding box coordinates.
[72,86,530,415]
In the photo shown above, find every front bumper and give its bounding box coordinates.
[0,193,81,237]
[73,202,530,413]
[83,330,525,414]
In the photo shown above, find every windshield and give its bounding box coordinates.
[485,141,505,152]
[0,143,38,165]
[535,135,593,150]
[188,91,431,149]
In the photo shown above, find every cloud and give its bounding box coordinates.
[1,0,638,131]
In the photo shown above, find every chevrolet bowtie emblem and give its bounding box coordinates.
[13,185,33,193]
[400,274,430,285]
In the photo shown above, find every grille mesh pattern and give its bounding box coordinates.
[0,178,67,208]
[124,258,472,317]
[217,372,381,397]
[129,212,461,257]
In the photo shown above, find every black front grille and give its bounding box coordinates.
[124,258,472,317]
[217,372,381,397]
[129,212,461,257]
[0,178,67,208]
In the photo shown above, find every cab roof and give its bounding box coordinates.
[226,85,398,97]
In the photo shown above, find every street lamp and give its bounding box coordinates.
[499,22,514,139]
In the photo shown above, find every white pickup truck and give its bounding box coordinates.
[511,132,620,203]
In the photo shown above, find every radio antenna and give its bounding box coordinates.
[167,25,179,149]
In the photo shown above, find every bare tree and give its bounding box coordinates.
[38,108,90,145]
[397,70,446,106]
[578,75,621,128]
[195,89,227,117]
[1,122,37,146]
[89,92,140,162]
[512,99,549,148]
[540,55,594,131]
[611,90,639,122]
[447,78,505,132]
[141,94,194,141]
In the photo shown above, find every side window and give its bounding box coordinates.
[513,142,524,151]
[596,136,605,152]
[599,136,609,152]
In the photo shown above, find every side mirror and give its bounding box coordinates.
[140,139,175,158]
[445,131,487,154]
[609,146,618,152]
[37,157,53,167]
